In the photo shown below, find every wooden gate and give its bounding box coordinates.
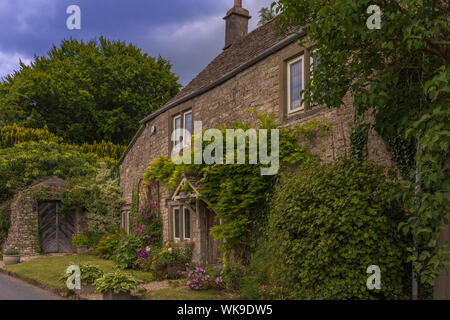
[38,202,76,253]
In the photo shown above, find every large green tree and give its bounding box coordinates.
[273,0,449,292]
[0,37,181,145]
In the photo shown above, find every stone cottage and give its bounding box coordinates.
[118,0,393,262]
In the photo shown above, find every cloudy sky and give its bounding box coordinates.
[0,0,274,86]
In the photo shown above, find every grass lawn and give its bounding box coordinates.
[4,254,237,300]
[144,285,235,300]
[4,254,153,291]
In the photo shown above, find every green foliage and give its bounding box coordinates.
[60,263,104,285]
[94,270,141,294]
[79,140,126,160]
[274,0,450,286]
[267,159,409,299]
[95,233,125,260]
[150,241,194,280]
[71,234,90,247]
[258,7,276,26]
[60,163,123,235]
[350,122,370,161]
[72,234,102,249]
[0,200,11,248]
[0,123,56,148]
[143,112,317,261]
[0,139,100,203]
[114,233,145,270]
[0,36,181,145]
[0,124,125,160]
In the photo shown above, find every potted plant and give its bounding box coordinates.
[72,234,89,254]
[94,270,142,300]
[2,244,20,266]
[61,263,104,295]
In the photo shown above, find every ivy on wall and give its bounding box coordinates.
[350,122,370,161]
[143,111,329,261]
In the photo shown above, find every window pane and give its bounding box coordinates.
[174,209,180,238]
[184,208,191,239]
[290,59,303,111]
[184,112,192,145]
[174,117,181,147]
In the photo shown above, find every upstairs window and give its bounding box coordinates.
[172,110,192,151]
[173,115,182,150]
[287,55,304,113]
[183,111,192,147]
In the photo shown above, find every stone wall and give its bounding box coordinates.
[3,180,87,256]
[4,192,39,256]
[119,40,395,246]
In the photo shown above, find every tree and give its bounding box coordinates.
[0,37,181,145]
[258,7,276,26]
[273,0,449,292]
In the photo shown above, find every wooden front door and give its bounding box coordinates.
[201,206,220,264]
[38,202,76,253]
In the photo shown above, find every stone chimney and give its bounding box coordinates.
[223,0,251,50]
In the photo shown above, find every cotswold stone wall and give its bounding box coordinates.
[119,40,394,244]
[3,181,88,256]
[4,192,39,256]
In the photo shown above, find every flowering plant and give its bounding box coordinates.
[183,260,223,291]
[3,244,20,256]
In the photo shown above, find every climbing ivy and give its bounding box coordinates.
[350,122,370,161]
[143,112,327,261]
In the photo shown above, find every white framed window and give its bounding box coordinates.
[173,207,181,240]
[183,208,191,240]
[287,55,305,113]
[173,115,182,150]
[183,111,192,147]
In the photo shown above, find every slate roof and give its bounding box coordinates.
[140,20,303,124]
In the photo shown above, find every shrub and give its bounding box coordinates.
[72,234,102,249]
[60,263,104,286]
[94,270,142,294]
[150,241,194,280]
[184,260,224,291]
[222,263,246,292]
[61,163,123,235]
[95,233,124,259]
[0,139,100,203]
[0,200,11,248]
[267,159,409,299]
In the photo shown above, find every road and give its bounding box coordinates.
[0,273,62,300]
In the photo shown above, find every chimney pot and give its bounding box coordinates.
[223,0,251,49]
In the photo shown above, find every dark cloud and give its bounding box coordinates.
[0,0,273,85]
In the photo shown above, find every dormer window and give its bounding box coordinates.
[287,55,305,113]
